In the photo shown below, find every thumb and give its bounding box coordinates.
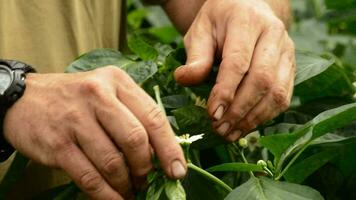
[174,19,216,86]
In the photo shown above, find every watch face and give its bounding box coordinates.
[0,66,12,95]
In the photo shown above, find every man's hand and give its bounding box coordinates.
[3,67,186,199]
[165,0,295,141]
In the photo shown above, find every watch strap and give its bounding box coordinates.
[0,60,35,161]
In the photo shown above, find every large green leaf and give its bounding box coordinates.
[225,177,323,200]
[295,51,335,85]
[66,49,157,84]
[283,149,338,184]
[260,103,356,172]
[294,63,355,102]
[207,163,264,173]
[66,49,134,73]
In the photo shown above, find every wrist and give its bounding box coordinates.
[0,60,36,161]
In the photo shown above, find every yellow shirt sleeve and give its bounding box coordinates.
[0,0,123,198]
[0,0,123,73]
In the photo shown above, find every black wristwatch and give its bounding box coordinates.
[0,60,35,161]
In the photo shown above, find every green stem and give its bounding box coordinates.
[240,150,254,177]
[188,163,232,193]
[275,144,309,180]
[232,143,254,177]
[153,85,166,116]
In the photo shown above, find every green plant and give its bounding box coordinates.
[1,0,355,199]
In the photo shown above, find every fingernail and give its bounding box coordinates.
[213,105,224,120]
[217,122,230,135]
[171,160,186,179]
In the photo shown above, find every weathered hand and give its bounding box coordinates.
[3,67,186,199]
[174,0,295,141]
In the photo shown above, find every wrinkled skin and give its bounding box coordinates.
[4,67,186,200]
[3,0,295,199]
[171,0,295,141]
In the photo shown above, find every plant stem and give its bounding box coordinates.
[153,85,166,116]
[275,144,309,180]
[232,143,254,177]
[240,150,255,177]
[187,163,232,193]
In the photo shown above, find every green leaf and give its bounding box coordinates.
[207,163,264,173]
[164,180,186,200]
[65,48,134,73]
[260,103,356,172]
[146,180,165,200]
[284,149,338,184]
[161,95,189,108]
[128,34,158,61]
[65,49,157,84]
[264,123,304,136]
[325,0,356,9]
[120,61,158,84]
[127,8,147,29]
[295,51,335,85]
[294,63,355,102]
[172,105,225,149]
[148,26,181,44]
[225,177,324,200]
[183,164,230,200]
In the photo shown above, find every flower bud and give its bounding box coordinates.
[238,138,248,148]
[257,160,267,168]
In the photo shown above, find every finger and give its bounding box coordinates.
[78,71,152,183]
[207,16,262,121]
[94,94,153,180]
[174,13,216,86]
[74,116,133,197]
[56,144,123,200]
[114,70,186,179]
[213,23,286,136]
[232,45,295,137]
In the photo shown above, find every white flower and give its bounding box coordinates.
[176,134,204,145]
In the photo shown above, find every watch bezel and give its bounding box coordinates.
[0,64,14,96]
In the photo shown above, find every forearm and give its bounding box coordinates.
[162,0,291,34]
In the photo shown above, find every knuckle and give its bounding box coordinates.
[229,108,245,121]
[268,19,286,33]
[79,170,104,193]
[254,71,273,92]
[243,117,257,131]
[63,109,86,125]
[102,152,124,175]
[212,84,234,104]
[271,87,290,110]
[51,136,73,153]
[126,126,147,150]
[80,78,104,97]
[223,52,250,74]
[145,106,166,131]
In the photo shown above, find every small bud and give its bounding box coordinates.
[257,160,267,168]
[238,138,248,148]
